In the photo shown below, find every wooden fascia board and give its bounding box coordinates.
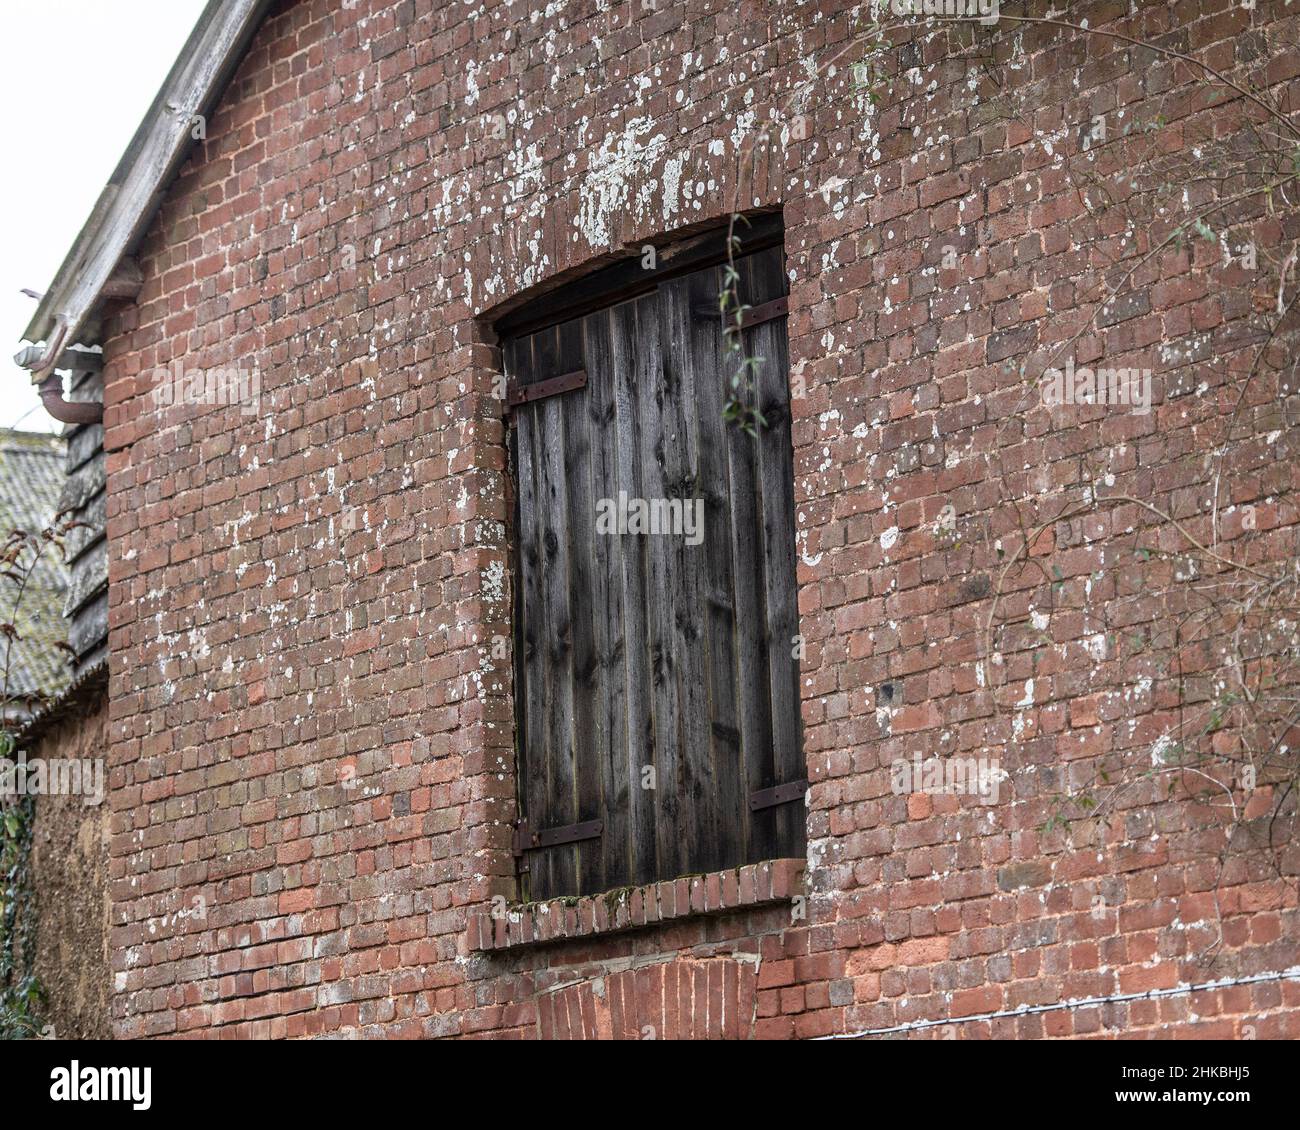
[21,0,275,366]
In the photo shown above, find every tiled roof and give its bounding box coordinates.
[0,430,72,714]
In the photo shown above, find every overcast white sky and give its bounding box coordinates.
[0,0,207,432]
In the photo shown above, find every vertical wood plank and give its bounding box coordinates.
[581,308,629,894]
[688,264,751,869]
[555,316,605,894]
[633,290,688,882]
[610,297,658,887]
[743,246,805,860]
[508,334,553,899]
[532,324,578,896]
[722,288,779,863]
[660,270,729,874]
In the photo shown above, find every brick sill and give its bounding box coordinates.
[468,858,805,952]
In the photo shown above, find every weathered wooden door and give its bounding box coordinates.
[506,243,805,900]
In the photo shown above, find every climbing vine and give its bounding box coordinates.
[0,516,78,1037]
[720,213,771,436]
[0,783,40,1038]
[720,5,1300,948]
[955,14,1300,918]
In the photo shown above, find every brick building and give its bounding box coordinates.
[12,0,1300,1038]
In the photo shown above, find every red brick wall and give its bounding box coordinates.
[99,0,1300,1037]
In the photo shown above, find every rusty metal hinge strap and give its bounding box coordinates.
[512,818,603,856]
[506,368,587,410]
[749,779,808,811]
[694,296,790,330]
[733,295,788,330]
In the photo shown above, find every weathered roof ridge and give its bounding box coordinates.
[0,429,63,453]
[13,656,107,749]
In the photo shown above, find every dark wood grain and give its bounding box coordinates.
[610,297,658,887]
[532,324,578,897]
[580,307,627,895]
[744,247,805,858]
[507,243,804,899]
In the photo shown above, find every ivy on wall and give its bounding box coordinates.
[0,776,40,1037]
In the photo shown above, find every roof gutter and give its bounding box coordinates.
[12,344,107,424]
[25,319,69,381]
[15,0,276,411]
